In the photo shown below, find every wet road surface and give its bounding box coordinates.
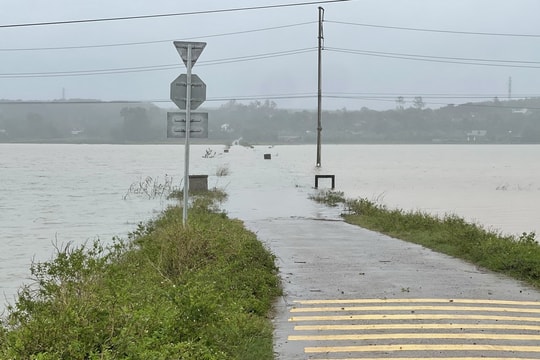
[224,184,540,359]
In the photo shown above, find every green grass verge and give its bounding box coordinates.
[0,195,281,360]
[312,191,540,288]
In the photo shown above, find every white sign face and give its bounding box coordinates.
[167,112,208,138]
[170,74,206,110]
[173,41,207,67]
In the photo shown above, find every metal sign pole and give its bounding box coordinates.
[169,41,206,226]
[183,44,193,226]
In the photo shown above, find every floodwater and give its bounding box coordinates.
[1,143,539,310]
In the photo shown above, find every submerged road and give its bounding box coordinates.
[224,184,540,360]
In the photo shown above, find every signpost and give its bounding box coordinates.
[168,41,207,225]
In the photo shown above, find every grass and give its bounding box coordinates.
[312,191,540,289]
[0,192,281,359]
[308,189,345,207]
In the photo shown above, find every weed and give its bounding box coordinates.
[1,194,279,359]
[313,193,540,289]
[123,175,176,200]
[215,165,230,177]
[309,189,345,207]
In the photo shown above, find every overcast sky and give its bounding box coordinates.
[1,0,540,110]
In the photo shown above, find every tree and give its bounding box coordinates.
[119,107,151,142]
[413,96,425,110]
[396,96,405,111]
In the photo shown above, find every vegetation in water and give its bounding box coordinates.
[309,189,345,207]
[0,194,281,359]
[311,191,540,288]
[123,175,175,200]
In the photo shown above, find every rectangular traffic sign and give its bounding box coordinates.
[167,112,208,138]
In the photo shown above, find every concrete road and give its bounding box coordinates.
[225,186,540,359]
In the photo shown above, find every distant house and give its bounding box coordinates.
[277,135,302,143]
[467,130,487,142]
[220,123,233,133]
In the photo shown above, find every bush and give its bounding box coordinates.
[1,200,280,359]
[315,194,540,289]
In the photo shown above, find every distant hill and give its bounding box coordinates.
[1,97,540,144]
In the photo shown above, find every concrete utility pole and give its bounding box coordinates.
[508,76,512,101]
[316,6,324,167]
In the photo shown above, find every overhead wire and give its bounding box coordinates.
[2,4,540,109]
[325,20,540,38]
[0,0,351,28]
[325,47,540,69]
[3,91,538,105]
[0,48,317,78]
[0,21,316,52]
[4,41,539,78]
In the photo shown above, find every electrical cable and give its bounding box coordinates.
[0,21,316,52]
[5,42,539,78]
[326,47,540,69]
[325,20,540,38]
[0,0,351,28]
[0,48,316,78]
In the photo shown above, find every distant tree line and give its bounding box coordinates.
[1,97,540,144]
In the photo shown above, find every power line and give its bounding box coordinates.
[321,95,540,110]
[326,47,540,69]
[3,92,539,106]
[200,48,316,66]
[326,20,540,38]
[0,1,351,29]
[0,48,316,78]
[5,42,539,78]
[323,92,539,99]
[0,21,316,52]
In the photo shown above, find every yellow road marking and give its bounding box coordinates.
[289,313,540,322]
[290,299,540,358]
[305,344,540,353]
[315,358,540,360]
[295,323,540,331]
[289,332,540,341]
[294,298,540,306]
[291,305,540,314]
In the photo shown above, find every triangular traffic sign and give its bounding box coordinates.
[173,41,207,67]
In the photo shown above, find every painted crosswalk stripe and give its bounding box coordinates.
[305,344,540,353]
[294,298,540,306]
[315,358,540,360]
[294,323,540,331]
[289,313,540,322]
[288,298,540,358]
[290,305,540,314]
[290,333,540,341]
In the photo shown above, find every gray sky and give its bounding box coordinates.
[1,0,540,110]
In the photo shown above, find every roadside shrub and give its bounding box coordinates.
[320,195,540,289]
[1,199,280,359]
[309,189,345,207]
